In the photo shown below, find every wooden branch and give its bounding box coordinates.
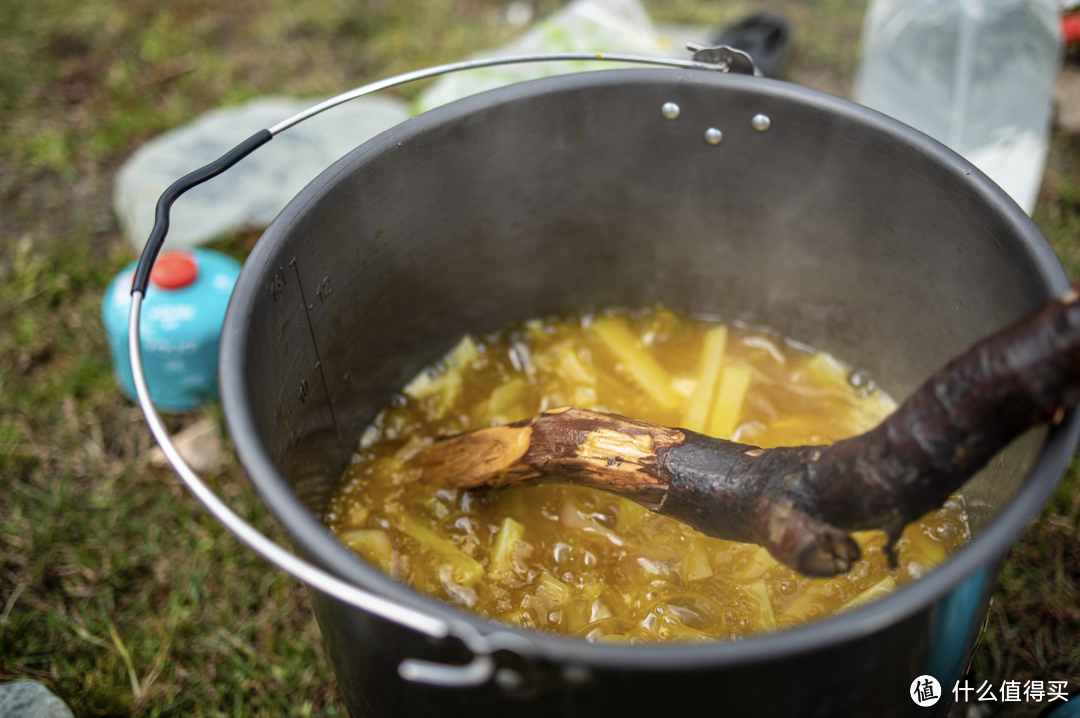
[410,288,1080,577]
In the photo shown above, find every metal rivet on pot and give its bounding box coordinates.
[494,668,524,691]
[660,102,680,120]
[752,113,772,132]
[704,127,723,145]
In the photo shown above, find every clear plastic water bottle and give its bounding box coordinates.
[854,0,1062,214]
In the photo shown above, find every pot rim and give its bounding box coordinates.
[220,68,1079,670]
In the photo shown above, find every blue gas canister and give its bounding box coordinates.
[103,248,241,412]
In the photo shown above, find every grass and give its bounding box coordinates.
[0,0,1077,715]
[968,130,1080,716]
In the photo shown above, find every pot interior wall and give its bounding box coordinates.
[225,69,1064,570]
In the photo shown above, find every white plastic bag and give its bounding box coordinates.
[414,0,672,114]
[114,96,410,249]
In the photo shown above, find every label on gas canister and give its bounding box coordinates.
[102,248,241,413]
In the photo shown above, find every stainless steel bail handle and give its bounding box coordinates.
[265,45,754,136]
[128,45,754,690]
[128,292,500,687]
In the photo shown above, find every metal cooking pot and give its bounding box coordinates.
[132,54,1079,717]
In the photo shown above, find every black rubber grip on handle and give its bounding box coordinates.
[131,129,273,295]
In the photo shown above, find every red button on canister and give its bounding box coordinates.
[150,251,199,289]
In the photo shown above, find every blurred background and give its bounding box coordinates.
[1,0,1077,715]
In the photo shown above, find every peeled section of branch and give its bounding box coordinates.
[410,289,1080,577]
[412,406,683,507]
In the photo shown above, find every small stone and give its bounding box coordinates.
[1055,64,1080,137]
[0,680,74,718]
[149,416,227,474]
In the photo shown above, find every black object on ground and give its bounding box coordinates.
[710,13,792,78]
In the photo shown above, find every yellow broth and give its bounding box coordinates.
[326,308,969,643]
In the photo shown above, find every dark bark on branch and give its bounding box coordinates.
[410,288,1080,577]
